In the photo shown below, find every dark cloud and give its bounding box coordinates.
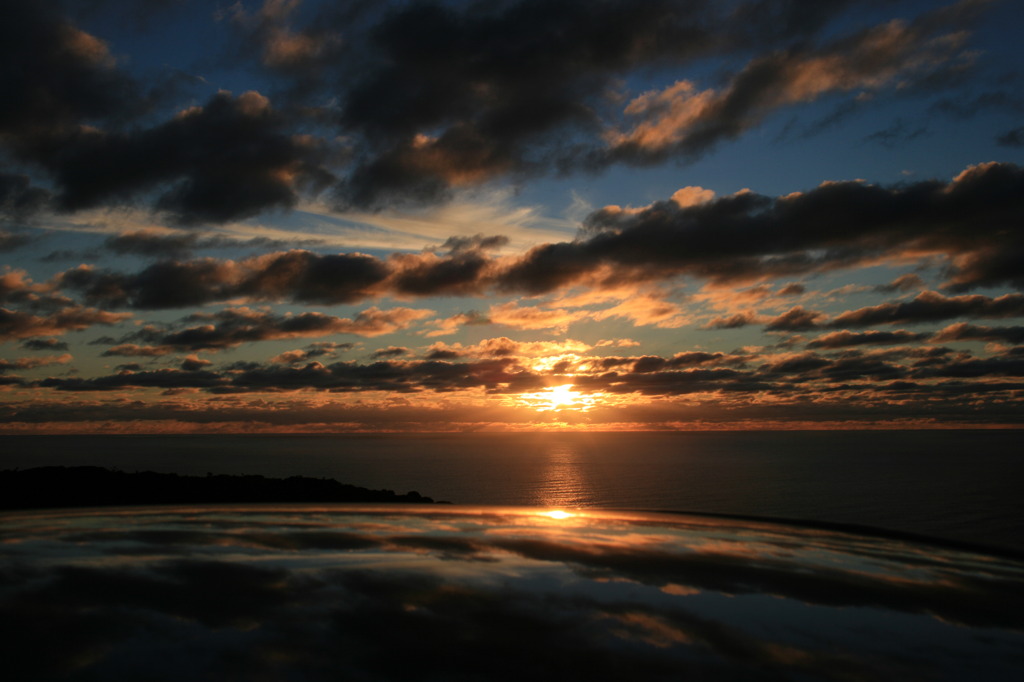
[15,352,1024,425]
[100,344,173,357]
[29,163,1024,348]
[34,91,335,224]
[36,354,538,395]
[180,355,212,371]
[241,251,391,305]
[791,99,861,139]
[388,250,493,297]
[39,368,228,392]
[441,234,510,254]
[19,337,69,351]
[104,231,327,259]
[104,231,201,258]
[59,250,391,309]
[829,291,1024,328]
[931,322,1024,345]
[226,357,533,395]
[911,355,1024,379]
[764,306,825,331]
[601,4,972,166]
[0,231,33,253]
[97,306,433,352]
[997,126,1024,147]
[931,91,1024,119]
[0,1,148,138]
[0,3,332,224]
[0,353,72,374]
[0,305,129,342]
[0,173,51,221]
[502,162,1024,294]
[876,273,927,293]
[702,312,758,329]
[807,330,929,349]
[6,0,981,217]
[371,346,410,359]
[329,0,741,206]
[863,119,928,148]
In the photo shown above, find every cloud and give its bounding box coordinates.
[595,338,641,348]
[1,173,51,221]
[862,119,928,148]
[181,354,212,371]
[0,0,999,227]
[590,294,690,329]
[100,344,174,358]
[371,346,411,359]
[100,306,435,352]
[59,250,391,309]
[226,0,344,72]
[605,10,969,162]
[19,337,70,351]
[426,337,592,361]
[2,6,341,226]
[806,330,930,349]
[829,291,1024,328]
[0,353,73,374]
[931,322,1024,345]
[21,337,1024,430]
[764,307,827,331]
[487,301,588,333]
[423,310,491,338]
[0,2,147,138]
[103,230,203,258]
[34,91,335,224]
[32,161,1024,324]
[0,306,130,342]
[39,368,229,392]
[517,161,1024,293]
[876,274,927,293]
[995,126,1024,147]
[702,312,760,330]
[270,341,354,364]
[102,229,328,259]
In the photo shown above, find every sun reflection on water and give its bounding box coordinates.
[532,440,592,508]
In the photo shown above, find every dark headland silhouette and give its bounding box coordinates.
[0,466,444,510]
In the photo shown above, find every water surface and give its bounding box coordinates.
[2,430,1021,551]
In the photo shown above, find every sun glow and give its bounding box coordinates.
[516,384,597,412]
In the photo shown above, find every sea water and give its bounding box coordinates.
[2,430,1021,551]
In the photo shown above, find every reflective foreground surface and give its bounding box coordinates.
[2,506,1023,681]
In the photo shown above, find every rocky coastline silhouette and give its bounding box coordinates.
[0,466,442,509]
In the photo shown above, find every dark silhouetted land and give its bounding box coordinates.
[0,466,441,510]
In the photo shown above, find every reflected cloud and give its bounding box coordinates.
[2,506,1022,681]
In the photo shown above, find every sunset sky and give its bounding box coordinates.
[2,0,1023,432]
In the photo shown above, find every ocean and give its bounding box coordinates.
[2,430,1021,552]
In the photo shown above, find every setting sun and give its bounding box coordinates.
[516,384,597,412]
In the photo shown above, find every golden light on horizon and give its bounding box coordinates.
[544,510,574,520]
[515,384,598,412]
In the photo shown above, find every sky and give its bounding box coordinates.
[1,0,1023,433]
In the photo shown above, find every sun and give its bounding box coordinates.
[515,384,597,412]
[547,384,580,409]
